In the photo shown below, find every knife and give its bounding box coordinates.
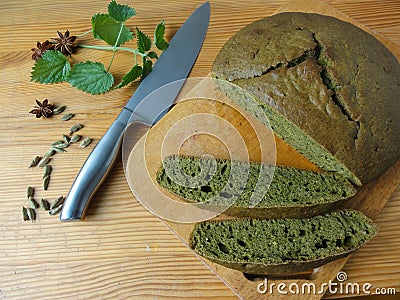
[60,2,211,221]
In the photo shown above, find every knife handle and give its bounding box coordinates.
[60,108,132,221]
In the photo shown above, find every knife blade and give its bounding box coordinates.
[60,2,211,221]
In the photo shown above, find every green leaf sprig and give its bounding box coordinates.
[30,0,169,95]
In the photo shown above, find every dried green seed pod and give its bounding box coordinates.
[43,165,52,179]
[69,124,84,135]
[27,186,34,199]
[29,198,40,209]
[70,134,82,143]
[53,105,66,115]
[51,196,65,209]
[51,147,67,153]
[61,113,74,121]
[44,149,56,158]
[62,134,71,144]
[49,205,63,216]
[27,208,36,222]
[38,156,51,167]
[51,140,65,147]
[43,175,50,190]
[54,142,69,149]
[79,137,92,148]
[22,207,29,221]
[41,199,50,211]
[29,156,41,168]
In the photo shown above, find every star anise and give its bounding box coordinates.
[52,30,78,55]
[31,40,54,60]
[29,99,54,118]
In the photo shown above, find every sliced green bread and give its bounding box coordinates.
[212,12,400,185]
[156,155,356,218]
[189,209,377,275]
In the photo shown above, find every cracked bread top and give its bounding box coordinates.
[212,12,400,184]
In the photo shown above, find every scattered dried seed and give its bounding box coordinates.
[62,134,71,144]
[43,175,50,190]
[49,205,63,216]
[53,105,66,115]
[61,113,74,121]
[51,196,65,209]
[38,156,51,167]
[44,149,56,158]
[43,165,52,179]
[51,140,65,147]
[51,147,67,153]
[79,137,92,148]
[69,124,83,135]
[54,142,69,149]
[29,198,40,209]
[41,199,50,210]
[29,156,41,168]
[22,207,29,221]
[27,208,36,222]
[70,134,81,143]
[27,186,34,199]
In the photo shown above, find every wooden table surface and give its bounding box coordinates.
[0,0,399,299]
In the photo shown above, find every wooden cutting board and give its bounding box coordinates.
[125,0,400,299]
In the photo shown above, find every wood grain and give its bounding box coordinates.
[0,0,399,299]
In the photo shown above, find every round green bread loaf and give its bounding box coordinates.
[156,155,356,218]
[212,12,400,185]
[189,209,377,275]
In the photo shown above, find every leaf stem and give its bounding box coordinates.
[77,29,93,38]
[107,51,117,72]
[107,23,124,72]
[114,23,124,49]
[77,44,146,56]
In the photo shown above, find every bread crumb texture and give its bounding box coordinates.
[190,209,377,274]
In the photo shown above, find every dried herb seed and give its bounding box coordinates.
[69,124,83,135]
[53,105,66,115]
[61,113,74,121]
[43,165,51,178]
[27,186,34,199]
[44,149,56,157]
[62,134,71,144]
[49,205,63,216]
[29,198,40,209]
[41,199,51,210]
[27,208,36,222]
[51,140,64,146]
[51,195,65,209]
[54,142,69,149]
[29,156,41,168]
[79,137,92,148]
[50,139,69,149]
[51,147,67,153]
[38,156,51,167]
[22,207,29,221]
[70,134,81,143]
[43,175,50,190]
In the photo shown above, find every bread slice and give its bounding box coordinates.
[212,12,400,185]
[189,209,377,275]
[156,155,356,218]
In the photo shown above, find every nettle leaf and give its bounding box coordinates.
[146,51,158,59]
[66,61,114,94]
[154,20,169,51]
[114,64,142,89]
[142,58,153,79]
[31,50,71,84]
[92,13,133,46]
[136,27,151,54]
[108,0,136,22]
